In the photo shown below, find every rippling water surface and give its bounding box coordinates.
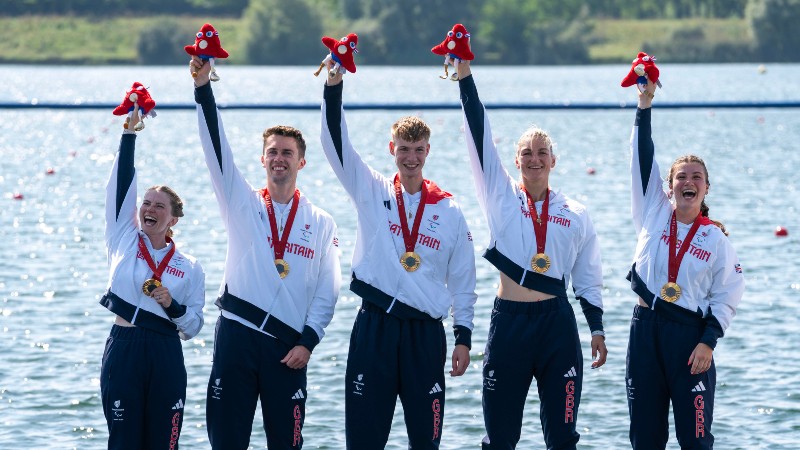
[1,64,799,449]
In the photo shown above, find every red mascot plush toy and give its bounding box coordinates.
[431,23,474,81]
[314,33,359,78]
[112,82,156,131]
[621,52,663,92]
[185,23,229,82]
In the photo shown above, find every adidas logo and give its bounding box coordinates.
[563,367,577,378]
[172,399,184,410]
[429,383,442,395]
[291,389,305,400]
[691,381,707,393]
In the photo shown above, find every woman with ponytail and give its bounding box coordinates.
[625,79,744,450]
[100,102,205,449]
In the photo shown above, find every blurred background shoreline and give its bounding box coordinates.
[1,0,799,66]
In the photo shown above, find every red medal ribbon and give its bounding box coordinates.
[262,188,300,261]
[137,235,176,282]
[394,174,428,254]
[667,211,703,284]
[522,187,549,255]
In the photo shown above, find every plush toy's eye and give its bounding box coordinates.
[448,31,454,37]
[456,32,463,39]
[341,37,348,42]
[642,56,650,62]
[206,31,214,38]
[349,42,356,49]
[196,32,203,38]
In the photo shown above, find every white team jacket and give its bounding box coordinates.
[103,133,205,340]
[195,84,341,348]
[629,107,744,340]
[321,82,477,331]
[459,75,604,312]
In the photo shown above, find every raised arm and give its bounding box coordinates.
[456,61,517,230]
[191,57,254,224]
[105,129,138,257]
[320,68,385,203]
[630,81,668,233]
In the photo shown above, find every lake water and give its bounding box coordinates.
[1,64,799,449]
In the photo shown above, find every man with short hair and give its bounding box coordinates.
[191,57,341,450]
[320,65,477,449]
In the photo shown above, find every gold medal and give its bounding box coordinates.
[400,251,421,272]
[142,278,162,295]
[530,253,551,273]
[660,282,682,302]
[274,259,290,279]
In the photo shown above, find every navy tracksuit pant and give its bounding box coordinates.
[101,325,187,450]
[206,316,307,450]
[345,301,447,450]
[626,305,715,450]
[481,297,582,450]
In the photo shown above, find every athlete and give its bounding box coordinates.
[455,60,607,450]
[101,106,205,449]
[320,62,477,449]
[625,80,744,449]
[190,57,341,449]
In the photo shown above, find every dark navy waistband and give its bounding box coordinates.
[108,323,180,340]
[216,285,301,347]
[350,274,441,321]
[483,247,568,298]
[632,303,705,328]
[627,264,705,328]
[100,291,178,337]
[493,296,570,315]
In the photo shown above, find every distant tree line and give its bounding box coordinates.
[0,0,249,16]
[5,0,800,63]
[0,0,751,18]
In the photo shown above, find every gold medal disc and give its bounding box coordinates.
[400,252,421,272]
[275,259,290,279]
[660,282,682,302]
[530,253,551,273]
[142,278,162,295]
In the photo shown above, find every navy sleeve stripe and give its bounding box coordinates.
[636,107,654,195]
[578,296,604,332]
[459,75,486,169]
[195,83,224,172]
[323,83,345,166]
[116,133,136,221]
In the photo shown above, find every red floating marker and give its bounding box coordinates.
[586,167,596,175]
[13,193,23,200]
[46,168,55,175]
[775,226,788,237]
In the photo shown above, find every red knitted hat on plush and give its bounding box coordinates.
[432,24,474,61]
[112,82,156,116]
[322,33,359,73]
[185,23,229,59]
